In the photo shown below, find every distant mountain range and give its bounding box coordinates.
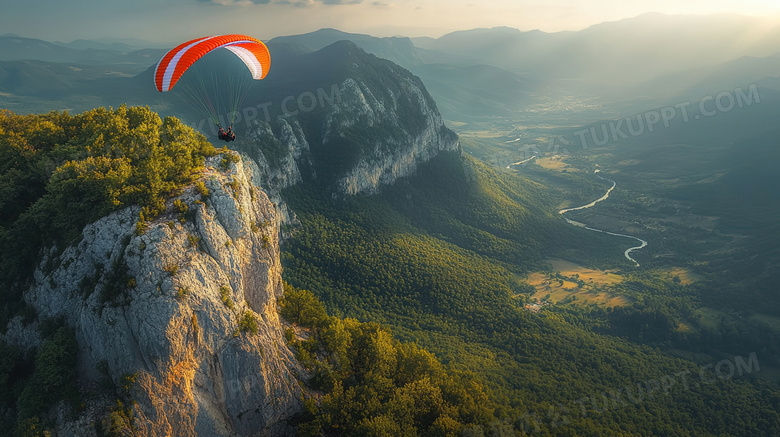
[54,37,172,51]
[2,13,780,123]
[414,13,780,113]
[268,28,434,67]
[0,35,165,74]
[418,13,780,80]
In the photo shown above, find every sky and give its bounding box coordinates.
[2,0,780,44]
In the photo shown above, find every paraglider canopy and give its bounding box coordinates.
[154,34,271,135]
[154,34,271,92]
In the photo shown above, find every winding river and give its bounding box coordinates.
[557,170,648,266]
[506,155,537,169]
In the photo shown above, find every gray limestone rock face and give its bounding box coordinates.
[327,77,461,195]
[22,153,304,436]
[240,76,460,202]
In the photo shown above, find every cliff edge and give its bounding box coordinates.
[5,153,303,436]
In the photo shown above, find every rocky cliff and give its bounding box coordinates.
[327,76,460,195]
[235,41,460,201]
[4,153,303,436]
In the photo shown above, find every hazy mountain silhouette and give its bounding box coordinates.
[0,36,165,73]
[3,14,780,122]
[268,28,432,68]
[417,13,780,91]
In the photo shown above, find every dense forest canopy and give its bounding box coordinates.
[281,152,780,435]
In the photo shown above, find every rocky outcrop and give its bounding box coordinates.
[328,78,460,195]
[237,42,460,202]
[240,118,309,228]
[19,154,303,436]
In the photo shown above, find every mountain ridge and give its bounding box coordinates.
[230,40,461,199]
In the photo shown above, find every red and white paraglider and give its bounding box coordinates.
[154,35,271,141]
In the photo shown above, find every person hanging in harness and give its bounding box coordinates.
[217,124,236,142]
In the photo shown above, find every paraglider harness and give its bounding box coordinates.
[217,124,236,142]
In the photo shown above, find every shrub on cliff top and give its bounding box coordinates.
[0,106,220,325]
